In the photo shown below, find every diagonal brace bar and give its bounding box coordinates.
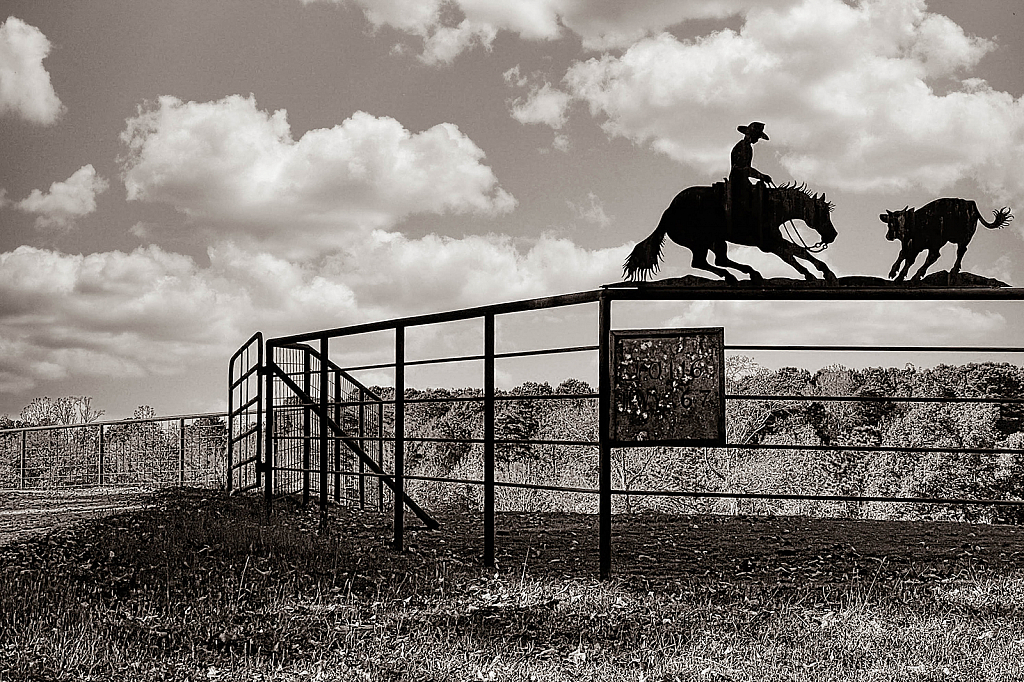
[269,362,439,530]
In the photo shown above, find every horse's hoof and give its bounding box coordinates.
[723,274,739,285]
[748,273,764,283]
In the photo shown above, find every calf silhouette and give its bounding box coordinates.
[880,198,1012,282]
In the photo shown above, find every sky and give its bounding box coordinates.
[1,0,1023,419]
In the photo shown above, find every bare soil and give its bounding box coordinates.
[4,488,1022,589]
[0,488,153,547]
[399,510,1023,586]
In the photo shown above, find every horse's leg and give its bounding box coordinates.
[792,247,838,285]
[769,241,837,284]
[712,242,763,281]
[690,247,738,284]
[911,247,941,281]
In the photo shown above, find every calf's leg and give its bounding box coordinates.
[911,247,942,281]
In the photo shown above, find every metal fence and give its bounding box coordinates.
[252,283,1024,578]
[0,413,227,490]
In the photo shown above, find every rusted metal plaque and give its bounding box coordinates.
[610,328,724,446]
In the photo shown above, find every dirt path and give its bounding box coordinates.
[0,488,154,546]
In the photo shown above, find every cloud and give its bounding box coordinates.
[17,165,109,230]
[663,299,1005,349]
[566,192,612,227]
[561,0,1024,205]
[0,232,626,397]
[0,16,64,125]
[505,67,572,129]
[119,94,515,257]
[301,0,801,61]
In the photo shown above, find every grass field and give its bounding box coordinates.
[2,487,1024,681]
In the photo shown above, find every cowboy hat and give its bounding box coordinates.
[737,121,769,141]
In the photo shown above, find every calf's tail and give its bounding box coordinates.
[975,203,1014,229]
[623,216,669,281]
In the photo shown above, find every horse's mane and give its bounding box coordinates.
[774,181,835,213]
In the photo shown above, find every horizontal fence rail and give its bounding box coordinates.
[0,412,228,490]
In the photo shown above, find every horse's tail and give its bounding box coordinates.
[623,214,669,281]
[975,202,1014,229]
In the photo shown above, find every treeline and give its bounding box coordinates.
[388,360,1024,522]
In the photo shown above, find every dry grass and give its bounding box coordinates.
[2,488,1023,681]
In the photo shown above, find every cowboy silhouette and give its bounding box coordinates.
[727,121,772,237]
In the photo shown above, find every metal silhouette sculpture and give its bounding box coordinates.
[880,199,1013,282]
[623,181,838,284]
[624,122,838,284]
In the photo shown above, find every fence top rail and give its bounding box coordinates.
[603,282,1024,301]
[264,283,1024,346]
[267,290,602,345]
[0,411,228,435]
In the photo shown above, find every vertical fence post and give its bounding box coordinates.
[358,387,366,509]
[179,418,186,486]
[255,339,264,491]
[227,360,234,495]
[335,372,342,504]
[377,401,384,513]
[98,424,105,486]
[319,337,329,531]
[302,349,311,506]
[483,313,495,567]
[394,325,405,551]
[264,343,275,516]
[19,430,26,490]
[598,292,612,580]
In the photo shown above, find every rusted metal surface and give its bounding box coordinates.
[610,328,725,446]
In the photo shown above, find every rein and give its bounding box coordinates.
[767,181,828,253]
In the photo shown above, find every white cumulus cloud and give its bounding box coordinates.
[17,165,109,230]
[301,0,800,61]
[0,16,64,125]
[0,231,627,399]
[506,76,571,129]
[119,94,515,257]
[561,0,1024,205]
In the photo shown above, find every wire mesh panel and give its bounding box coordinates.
[0,414,226,490]
[19,425,100,488]
[0,430,19,488]
[268,343,385,507]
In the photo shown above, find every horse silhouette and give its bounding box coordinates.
[623,182,838,284]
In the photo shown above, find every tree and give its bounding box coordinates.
[19,396,104,426]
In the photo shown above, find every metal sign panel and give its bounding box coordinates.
[610,327,725,446]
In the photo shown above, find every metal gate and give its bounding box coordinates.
[228,332,263,494]
[264,341,436,527]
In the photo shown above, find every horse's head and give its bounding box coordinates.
[772,183,837,250]
[808,192,838,246]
